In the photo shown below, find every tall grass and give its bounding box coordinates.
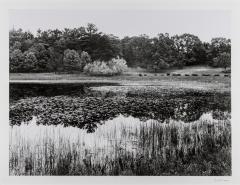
[9,112,231,176]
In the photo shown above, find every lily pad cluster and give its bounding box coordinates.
[10,89,230,133]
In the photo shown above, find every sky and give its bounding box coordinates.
[9,9,231,42]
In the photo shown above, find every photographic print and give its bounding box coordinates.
[9,9,231,176]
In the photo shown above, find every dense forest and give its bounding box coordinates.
[9,23,231,74]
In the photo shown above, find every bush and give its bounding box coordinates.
[139,73,142,77]
[108,58,128,74]
[185,74,190,76]
[83,58,127,76]
[223,68,231,73]
[79,51,92,69]
[192,74,198,76]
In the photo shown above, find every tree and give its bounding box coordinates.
[172,34,202,65]
[63,49,82,72]
[86,23,98,36]
[151,33,178,66]
[9,28,34,47]
[210,38,231,60]
[9,49,24,72]
[213,52,231,70]
[29,43,50,72]
[48,47,63,72]
[23,51,38,72]
[9,24,231,73]
[121,35,153,67]
[10,41,22,51]
[150,59,169,72]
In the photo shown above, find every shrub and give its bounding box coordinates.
[192,74,198,76]
[185,74,190,76]
[83,58,127,76]
[166,73,170,76]
[214,74,220,76]
[139,73,142,77]
[144,74,147,76]
[79,51,92,69]
[202,74,210,76]
[108,58,128,75]
[223,68,231,73]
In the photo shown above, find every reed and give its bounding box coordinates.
[9,112,231,176]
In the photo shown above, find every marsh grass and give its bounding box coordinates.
[9,113,231,176]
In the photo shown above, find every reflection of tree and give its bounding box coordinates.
[10,85,230,133]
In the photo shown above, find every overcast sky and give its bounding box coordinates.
[9,9,231,42]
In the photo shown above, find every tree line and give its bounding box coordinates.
[9,23,231,73]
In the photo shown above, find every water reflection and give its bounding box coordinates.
[9,112,231,175]
[9,82,119,101]
[10,83,231,133]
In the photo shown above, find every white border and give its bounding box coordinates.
[0,0,240,184]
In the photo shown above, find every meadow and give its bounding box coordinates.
[9,66,231,176]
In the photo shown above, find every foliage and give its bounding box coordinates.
[63,49,82,72]
[80,51,91,64]
[9,82,231,175]
[212,52,231,70]
[84,61,113,76]
[9,109,231,175]
[84,58,127,76]
[9,24,231,73]
[108,58,128,74]
[9,49,24,72]
[150,58,169,72]
[10,87,230,132]
[22,51,38,72]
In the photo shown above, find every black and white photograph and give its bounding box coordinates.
[8,8,232,176]
[1,0,240,182]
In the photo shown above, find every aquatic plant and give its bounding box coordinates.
[9,113,231,176]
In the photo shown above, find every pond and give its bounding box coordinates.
[9,82,231,175]
[10,82,119,101]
